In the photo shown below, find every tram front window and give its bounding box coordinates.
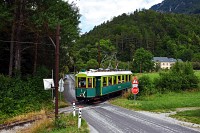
[78,77,86,88]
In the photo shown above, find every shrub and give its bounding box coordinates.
[0,66,52,122]
[155,62,199,92]
[138,75,155,96]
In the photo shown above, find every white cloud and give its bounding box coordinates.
[68,0,163,33]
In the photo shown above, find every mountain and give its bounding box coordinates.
[150,0,200,14]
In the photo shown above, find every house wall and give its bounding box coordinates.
[160,62,175,69]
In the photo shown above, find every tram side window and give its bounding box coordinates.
[78,77,86,88]
[122,75,125,83]
[103,77,107,86]
[108,77,112,85]
[88,78,92,88]
[126,75,129,81]
[114,76,117,84]
[118,76,121,83]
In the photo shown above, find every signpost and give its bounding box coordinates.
[131,77,139,100]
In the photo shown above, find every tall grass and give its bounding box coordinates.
[19,113,89,133]
[170,109,200,124]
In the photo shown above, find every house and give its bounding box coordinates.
[153,57,182,69]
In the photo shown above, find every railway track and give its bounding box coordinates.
[0,112,54,132]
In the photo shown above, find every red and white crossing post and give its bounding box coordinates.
[132,77,139,100]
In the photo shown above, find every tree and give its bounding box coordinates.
[132,48,154,73]
[86,59,98,69]
[1,0,80,76]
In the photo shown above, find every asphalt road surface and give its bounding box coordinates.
[63,75,199,133]
[63,74,76,104]
[82,103,200,133]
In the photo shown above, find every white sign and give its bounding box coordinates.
[132,84,138,88]
[43,79,54,90]
[58,78,64,92]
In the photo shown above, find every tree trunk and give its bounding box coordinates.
[9,0,17,77]
[33,34,39,75]
[14,0,24,75]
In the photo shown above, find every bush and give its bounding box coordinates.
[155,62,199,93]
[0,66,52,122]
[138,75,155,96]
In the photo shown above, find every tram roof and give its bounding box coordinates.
[76,70,132,77]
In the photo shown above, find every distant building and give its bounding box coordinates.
[153,57,182,69]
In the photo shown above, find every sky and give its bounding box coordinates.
[68,0,163,34]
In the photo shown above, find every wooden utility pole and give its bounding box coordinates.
[55,24,60,118]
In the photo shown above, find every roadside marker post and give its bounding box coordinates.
[78,106,83,128]
[73,101,76,117]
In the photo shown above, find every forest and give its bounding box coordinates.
[75,9,200,70]
[0,0,80,76]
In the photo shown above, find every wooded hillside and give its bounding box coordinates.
[76,9,200,69]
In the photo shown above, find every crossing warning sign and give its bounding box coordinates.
[132,78,138,84]
[132,77,138,88]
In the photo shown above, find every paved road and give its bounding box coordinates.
[63,74,199,133]
[63,74,76,104]
[82,103,200,133]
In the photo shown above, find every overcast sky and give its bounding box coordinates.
[68,0,163,34]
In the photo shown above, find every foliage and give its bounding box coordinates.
[155,62,199,92]
[76,9,200,71]
[0,0,80,75]
[86,59,99,69]
[132,48,154,72]
[54,114,67,129]
[0,67,52,123]
[138,75,155,96]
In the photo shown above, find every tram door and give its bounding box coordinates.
[96,77,101,96]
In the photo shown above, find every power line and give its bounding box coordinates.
[0,39,54,46]
[0,39,42,44]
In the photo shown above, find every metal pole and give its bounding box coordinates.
[55,24,60,118]
[134,94,136,101]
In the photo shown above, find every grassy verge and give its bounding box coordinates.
[170,109,200,124]
[135,72,160,80]
[2,98,68,125]
[19,113,89,133]
[110,91,200,112]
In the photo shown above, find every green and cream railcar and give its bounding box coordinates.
[75,70,132,101]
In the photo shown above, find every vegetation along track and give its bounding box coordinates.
[0,112,54,131]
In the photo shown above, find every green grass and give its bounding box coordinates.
[135,72,159,80]
[25,113,89,133]
[170,109,200,124]
[135,70,200,82]
[110,91,200,112]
